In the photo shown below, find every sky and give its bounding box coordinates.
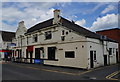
[0,0,119,32]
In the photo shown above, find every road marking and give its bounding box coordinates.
[6,62,118,76]
[8,63,93,76]
[106,70,120,80]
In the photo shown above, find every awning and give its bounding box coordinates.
[27,46,34,52]
[0,50,11,52]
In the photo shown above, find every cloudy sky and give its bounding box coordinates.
[1,0,119,32]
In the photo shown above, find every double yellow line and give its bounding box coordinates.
[106,70,120,80]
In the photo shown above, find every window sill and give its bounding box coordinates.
[41,59,58,61]
[44,39,51,40]
[32,42,38,43]
[23,58,58,61]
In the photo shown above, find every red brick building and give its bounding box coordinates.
[96,28,120,62]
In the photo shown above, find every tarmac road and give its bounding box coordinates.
[2,62,120,81]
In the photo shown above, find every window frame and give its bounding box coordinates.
[94,51,96,60]
[33,34,38,43]
[109,48,112,55]
[65,51,75,58]
[45,31,52,40]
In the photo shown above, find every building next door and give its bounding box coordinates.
[48,47,56,60]
[104,55,107,66]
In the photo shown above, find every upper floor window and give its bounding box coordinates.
[27,37,28,45]
[62,30,65,35]
[113,48,114,53]
[33,34,38,42]
[109,48,112,55]
[45,31,52,40]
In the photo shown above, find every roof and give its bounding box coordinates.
[27,18,54,33]
[26,17,117,43]
[0,31,15,42]
[96,28,120,32]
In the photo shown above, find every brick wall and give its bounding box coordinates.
[96,28,120,61]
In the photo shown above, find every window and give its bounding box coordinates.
[48,47,56,60]
[27,37,28,45]
[69,30,72,32]
[109,48,112,55]
[65,51,75,58]
[45,31,52,40]
[94,51,96,60]
[61,36,65,41]
[66,31,68,35]
[33,34,38,42]
[62,30,65,35]
[113,48,114,53]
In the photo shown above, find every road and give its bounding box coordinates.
[2,62,120,81]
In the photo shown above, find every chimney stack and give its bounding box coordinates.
[53,9,61,24]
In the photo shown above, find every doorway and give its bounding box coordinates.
[35,48,40,59]
[30,51,33,63]
[90,51,94,68]
[104,55,107,66]
[116,49,119,63]
[48,47,56,60]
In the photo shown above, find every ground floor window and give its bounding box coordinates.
[65,51,75,58]
[48,47,56,60]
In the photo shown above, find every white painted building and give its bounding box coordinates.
[12,9,118,69]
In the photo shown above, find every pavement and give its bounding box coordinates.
[2,62,120,81]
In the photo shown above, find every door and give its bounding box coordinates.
[35,48,40,59]
[30,52,33,63]
[18,50,20,59]
[116,50,118,63]
[90,51,94,68]
[48,47,56,60]
[104,55,107,66]
[26,49,28,59]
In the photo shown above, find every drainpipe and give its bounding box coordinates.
[106,41,110,65]
[20,35,23,62]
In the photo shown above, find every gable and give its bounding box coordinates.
[16,21,27,38]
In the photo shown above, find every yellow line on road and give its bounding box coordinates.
[8,63,93,76]
[6,62,118,76]
[106,70,120,80]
